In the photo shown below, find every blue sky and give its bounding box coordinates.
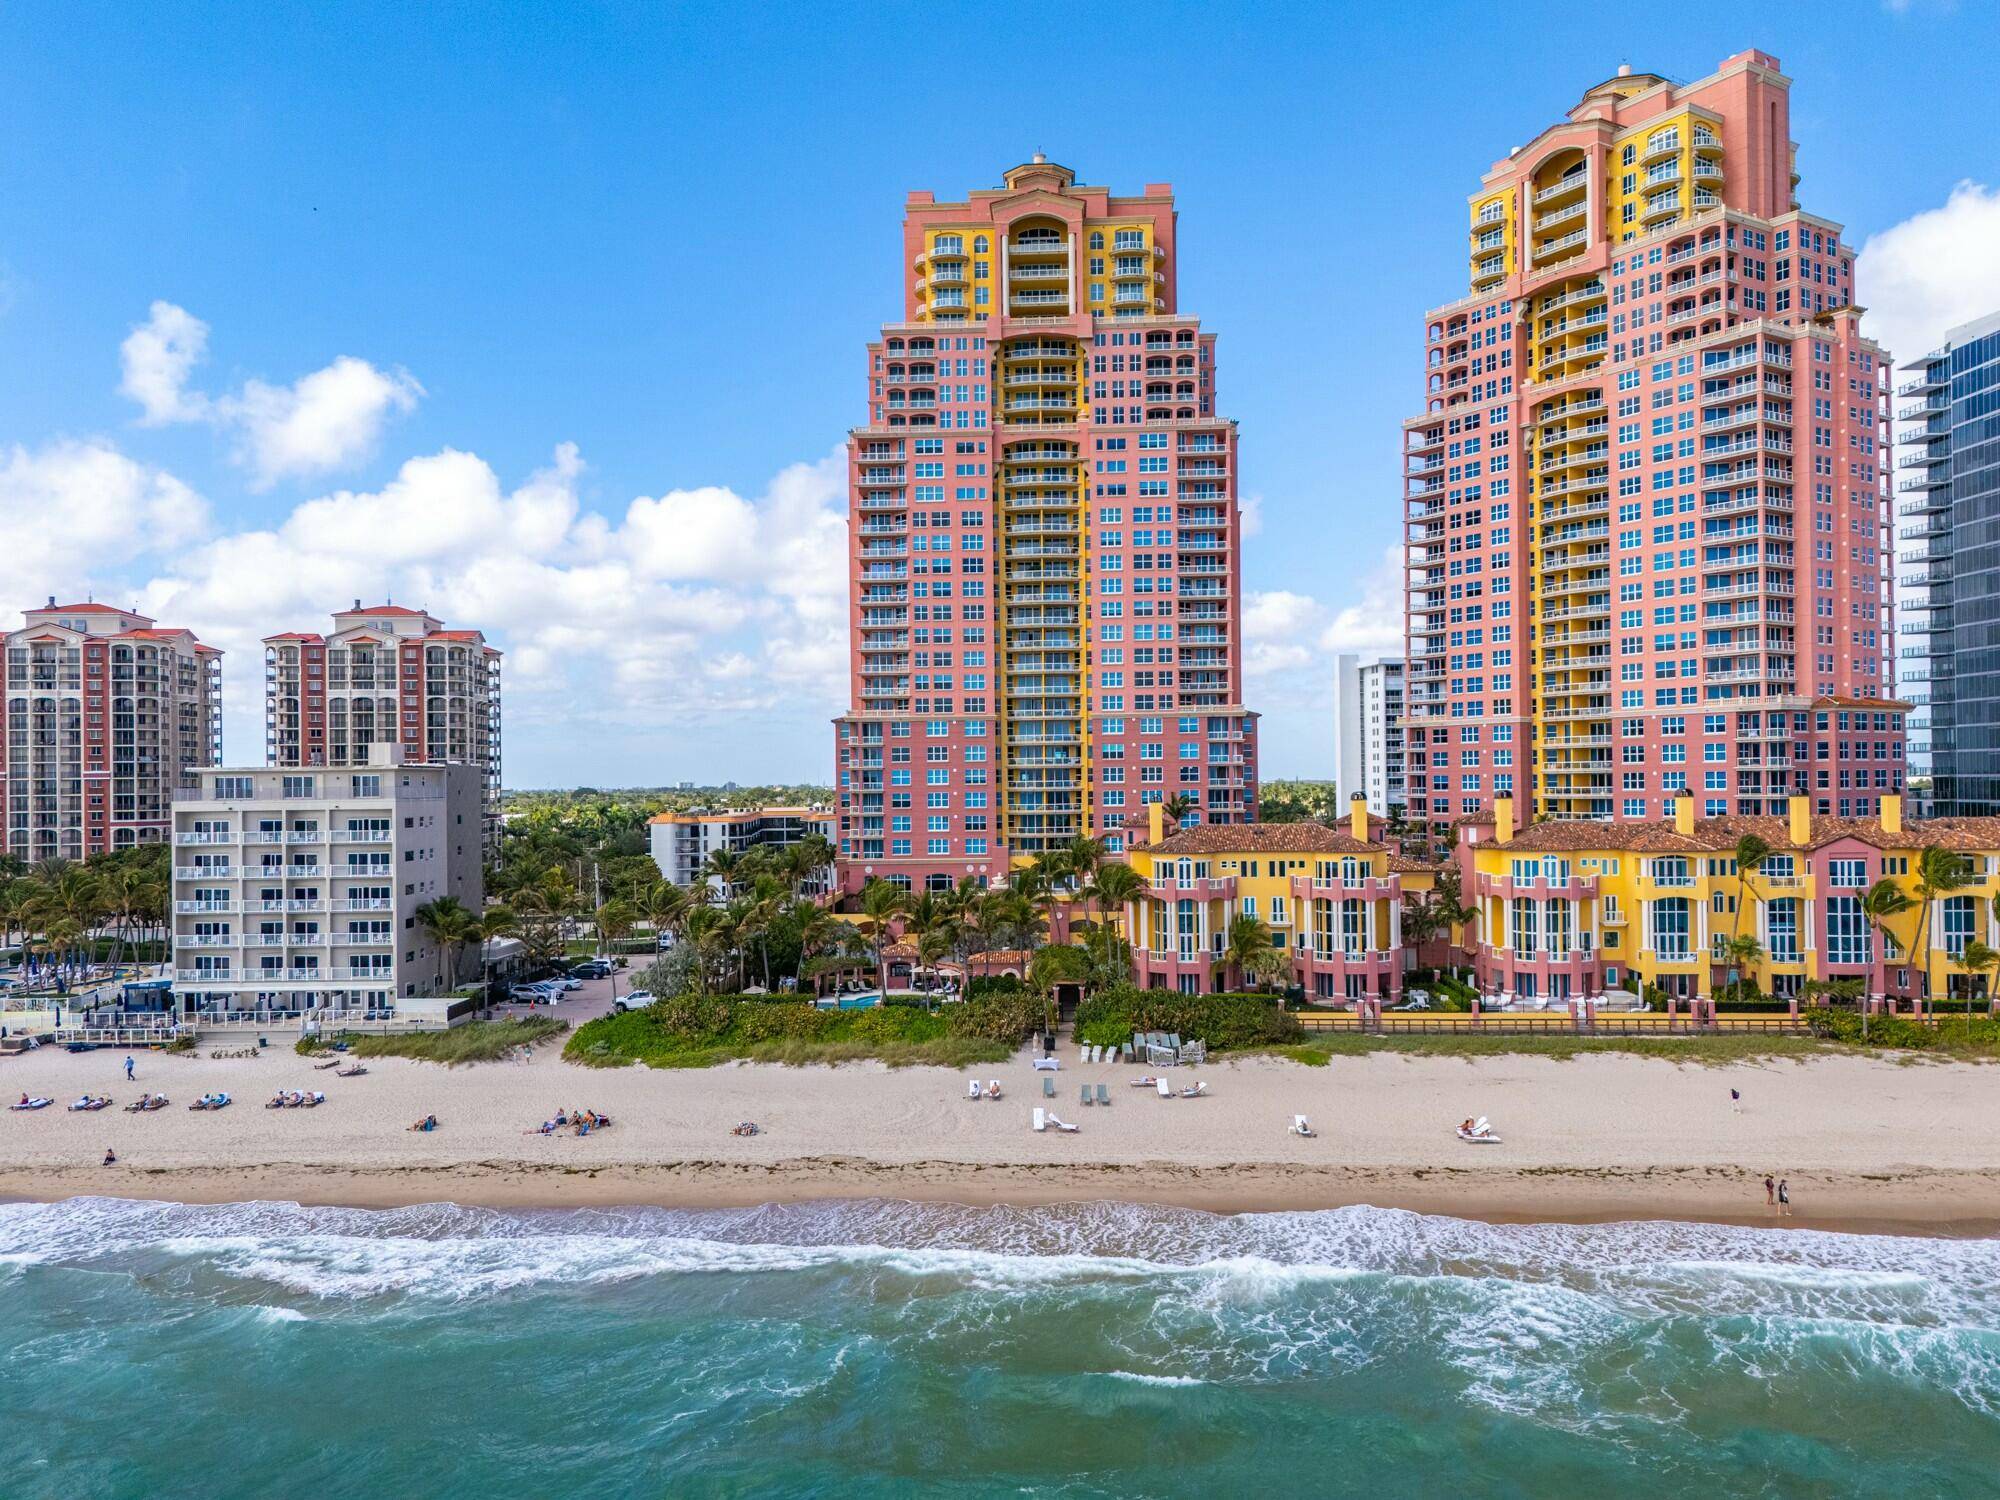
[3,1,1997,787]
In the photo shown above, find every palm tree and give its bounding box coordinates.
[1215,912,1277,992]
[977,887,1041,955]
[900,890,957,995]
[414,896,481,992]
[788,833,836,897]
[702,847,745,899]
[680,903,728,996]
[1720,933,1765,1005]
[1858,877,1916,1039]
[1159,793,1196,827]
[1726,834,1770,997]
[1908,846,1975,1018]
[1956,939,1999,1030]
[1085,861,1146,941]
[858,878,906,996]
[594,897,637,958]
[790,900,849,991]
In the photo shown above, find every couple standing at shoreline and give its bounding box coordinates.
[1764,1175,1792,1217]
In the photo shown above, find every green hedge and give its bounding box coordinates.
[1803,1006,2000,1050]
[1073,985,1303,1052]
[563,990,1041,1068]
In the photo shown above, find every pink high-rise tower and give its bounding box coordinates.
[1401,52,1901,848]
[834,158,1259,895]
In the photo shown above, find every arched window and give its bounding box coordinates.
[972,235,989,253]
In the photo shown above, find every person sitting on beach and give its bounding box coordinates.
[984,1081,1001,1100]
[731,1121,760,1136]
[103,1148,116,1166]
[554,1109,567,1127]
[1462,1119,1476,1135]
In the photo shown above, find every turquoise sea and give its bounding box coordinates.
[3,1197,1998,1498]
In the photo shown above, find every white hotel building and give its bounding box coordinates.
[171,748,483,1021]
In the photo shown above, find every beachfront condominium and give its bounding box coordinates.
[1331,654,1406,817]
[1456,791,2000,1010]
[648,806,838,896]
[833,156,1259,895]
[170,746,484,1021]
[2,600,221,862]
[264,604,502,850]
[1897,310,2000,816]
[1402,51,1899,851]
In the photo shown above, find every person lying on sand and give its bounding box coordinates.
[731,1122,760,1136]
[408,1114,438,1132]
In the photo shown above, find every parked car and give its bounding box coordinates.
[612,990,653,1014]
[571,959,613,980]
[509,982,565,1005]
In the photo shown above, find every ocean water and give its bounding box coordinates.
[2,1199,1998,1498]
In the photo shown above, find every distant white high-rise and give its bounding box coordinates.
[1332,654,1406,817]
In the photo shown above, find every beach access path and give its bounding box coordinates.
[3,1041,1996,1232]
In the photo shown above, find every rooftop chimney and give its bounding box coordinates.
[1673,786,1695,837]
[1880,793,1904,837]
[1789,795,1812,848]
[1350,791,1370,844]
[1494,797,1514,846]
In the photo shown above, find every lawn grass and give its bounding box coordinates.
[1274,1032,1836,1066]
[567,1034,1013,1070]
[1275,1027,2000,1066]
[303,1016,568,1065]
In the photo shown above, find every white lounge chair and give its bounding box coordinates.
[1032,1056,1060,1072]
[1180,1081,1208,1099]
[1033,1107,1047,1132]
[1047,1113,1079,1133]
[1156,1078,1173,1097]
[968,1078,982,1099]
[1082,1044,1098,1064]
[1291,1114,1315,1137]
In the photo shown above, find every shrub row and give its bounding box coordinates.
[1073,985,1303,1052]
[563,990,1042,1067]
[1802,1006,2000,1050]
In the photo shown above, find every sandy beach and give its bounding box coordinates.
[5,1042,1999,1233]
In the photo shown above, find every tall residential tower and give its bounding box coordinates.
[834,158,1258,894]
[2,601,221,861]
[1402,51,1900,849]
[263,604,502,847]
[1898,310,2000,815]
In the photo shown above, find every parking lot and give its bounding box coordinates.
[490,961,649,1026]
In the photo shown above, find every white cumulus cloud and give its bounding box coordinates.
[1856,181,2000,364]
[0,440,209,611]
[118,300,421,487]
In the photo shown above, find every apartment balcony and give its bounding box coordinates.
[1290,875,1401,902]
[1474,872,1599,901]
[1147,876,1237,902]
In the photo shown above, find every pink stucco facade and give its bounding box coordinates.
[834,159,1258,896]
[1402,51,1902,851]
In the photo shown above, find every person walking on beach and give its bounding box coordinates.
[1777,1178,1791,1218]
[1730,1088,1741,1114]
[1764,1175,1775,1209]
[124,1055,135,1083]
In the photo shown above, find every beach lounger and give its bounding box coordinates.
[1033,1107,1047,1133]
[1291,1114,1315,1137]
[1181,1040,1207,1066]
[1096,1083,1110,1107]
[1081,1083,1092,1107]
[1167,1034,1182,1054]
[1032,1056,1059,1071]
[1180,1081,1208,1099]
[968,1079,982,1099]
[1081,1044,1095,1064]
[1043,1075,1055,1098]
[1157,1078,1173,1097]
[1047,1113,1079,1134]
[1121,1041,1134,1063]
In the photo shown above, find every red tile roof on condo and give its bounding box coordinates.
[1498,813,2000,855]
[45,602,146,615]
[1145,821,1388,857]
[335,604,430,617]
[263,632,324,642]
[431,630,485,641]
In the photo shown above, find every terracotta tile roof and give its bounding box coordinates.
[1146,820,1385,857]
[263,632,324,642]
[46,602,140,615]
[1388,854,1446,874]
[1499,812,2000,855]
[334,604,430,617]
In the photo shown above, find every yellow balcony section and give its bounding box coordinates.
[1468,192,1512,289]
